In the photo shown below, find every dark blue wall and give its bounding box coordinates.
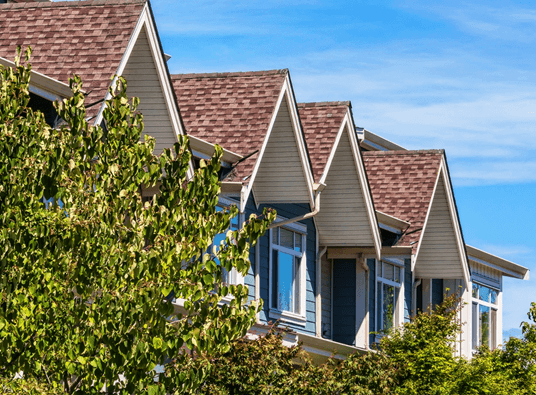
[404,258,412,322]
[332,259,357,345]
[368,257,376,345]
[243,197,317,335]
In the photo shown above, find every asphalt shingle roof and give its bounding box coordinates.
[298,101,350,182]
[171,70,287,180]
[0,0,145,119]
[362,150,443,251]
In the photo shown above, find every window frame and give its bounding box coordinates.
[268,218,307,326]
[374,258,404,334]
[471,281,499,351]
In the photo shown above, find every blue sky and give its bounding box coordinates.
[150,0,536,337]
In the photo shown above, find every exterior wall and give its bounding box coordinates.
[243,196,317,336]
[320,253,331,339]
[315,127,375,246]
[416,176,464,279]
[404,258,412,321]
[252,98,310,204]
[332,259,357,345]
[122,27,178,154]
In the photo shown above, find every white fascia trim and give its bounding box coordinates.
[346,110,382,260]
[469,255,523,280]
[413,159,470,287]
[439,158,470,286]
[94,4,194,180]
[240,75,315,212]
[413,167,441,272]
[466,244,529,280]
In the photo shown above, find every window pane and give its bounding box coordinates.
[276,251,294,312]
[480,305,490,348]
[382,283,396,331]
[280,228,294,250]
[272,250,278,309]
[490,289,498,305]
[294,256,301,314]
[273,227,280,246]
[472,283,478,299]
[491,309,497,350]
[294,233,302,253]
[230,212,239,229]
[383,262,394,281]
[377,281,382,331]
[472,303,478,349]
[479,285,491,303]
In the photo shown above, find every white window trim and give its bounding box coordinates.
[374,259,404,334]
[268,219,307,326]
[471,281,499,350]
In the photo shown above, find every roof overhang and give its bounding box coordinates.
[466,245,529,280]
[243,73,316,212]
[0,56,77,101]
[376,210,410,234]
[315,108,382,258]
[356,127,406,152]
[188,134,243,166]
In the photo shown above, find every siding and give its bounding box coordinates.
[245,198,317,335]
[368,257,376,345]
[321,254,331,338]
[316,127,375,246]
[404,258,412,322]
[122,27,177,154]
[469,260,501,290]
[432,279,444,308]
[416,175,464,279]
[252,98,311,204]
[332,259,356,345]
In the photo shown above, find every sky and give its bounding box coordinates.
[149,0,536,338]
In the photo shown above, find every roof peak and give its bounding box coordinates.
[171,69,288,80]
[362,149,444,156]
[298,101,351,108]
[0,0,145,9]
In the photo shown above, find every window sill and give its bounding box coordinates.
[269,309,307,326]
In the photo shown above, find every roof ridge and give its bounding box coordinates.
[0,0,145,9]
[171,69,288,80]
[297,101,350,108]
[362,149,444,156]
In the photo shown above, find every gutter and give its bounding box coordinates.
[267,183,325,230]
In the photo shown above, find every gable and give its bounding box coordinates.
[414,172,465,279]
[122,26,177,154]
[316,125,375,247]
[252,97,311,205]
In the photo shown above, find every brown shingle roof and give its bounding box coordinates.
[171,70,287,180]
[362,150,443,251]
[298,101,350,182]
[0,0,145,119]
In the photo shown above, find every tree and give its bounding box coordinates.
[0,47,275,394]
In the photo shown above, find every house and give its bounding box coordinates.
[0,0,529,363]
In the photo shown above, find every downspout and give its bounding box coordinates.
[267,183,325,230]
[316,246,328,337]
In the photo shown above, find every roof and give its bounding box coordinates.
[171,70,288,180]
[362,150,443,251]
[298,101,350,182]
[0,0,145,119]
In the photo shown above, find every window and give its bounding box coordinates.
[376,260,403,333]
[472,283,498,350]
[270,224,306,319]
[211,205,241,285]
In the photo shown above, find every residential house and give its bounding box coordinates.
[0,0,529,363]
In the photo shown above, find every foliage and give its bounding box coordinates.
[0,47,275,394]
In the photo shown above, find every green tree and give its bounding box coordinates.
[0,48,275,394]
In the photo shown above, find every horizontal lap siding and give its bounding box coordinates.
[245,197,317,335]
[122,27,177,154]
[253,99,310,204]
[470,261,501,289]
[416,176,464,279]
[317,129,374,246]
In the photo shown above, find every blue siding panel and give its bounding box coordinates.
[368,258,376,346]
[332,259,356,345]
[432,279,444,309]
[404,258,412,322]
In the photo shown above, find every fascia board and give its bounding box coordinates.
[376,210,411,232]
[240,83,285,212]
[345,109,382,260]
[95,4,194,180]
[0,57,75,100]
[281,75,316,210]
[241,77,315,212]
[412,167,441,272]
[466,244,529,279]
[188,134,243,164]
[439,158,471,287]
